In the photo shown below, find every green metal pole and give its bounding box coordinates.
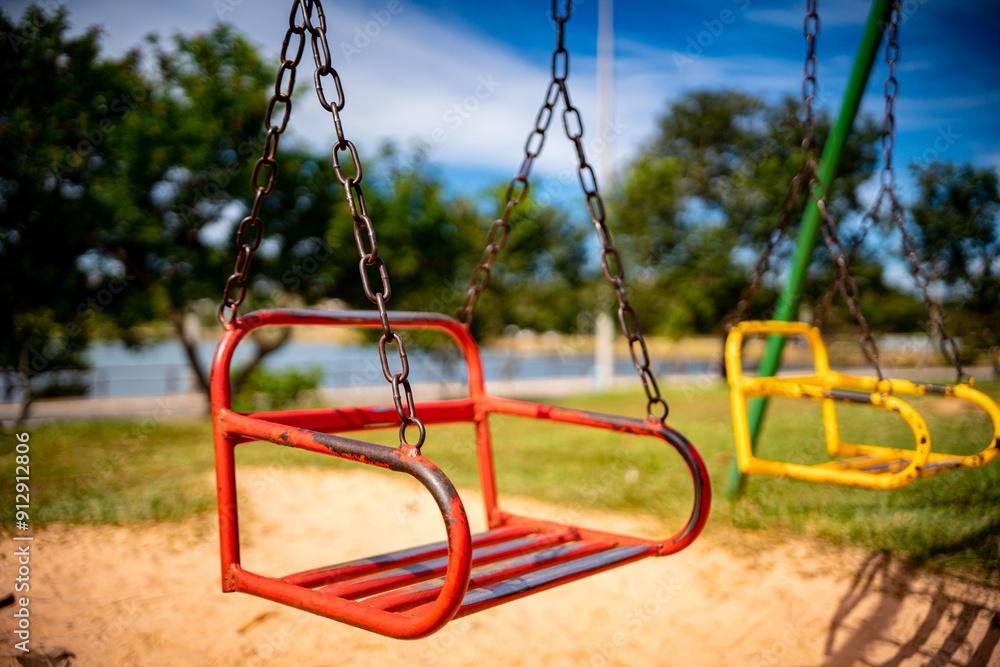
[724,0,893,499]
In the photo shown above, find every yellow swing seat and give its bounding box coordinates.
[725,320,1000,490]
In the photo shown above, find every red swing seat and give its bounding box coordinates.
[211,308,711,639]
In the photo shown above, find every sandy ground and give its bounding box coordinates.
[2,467,999,667]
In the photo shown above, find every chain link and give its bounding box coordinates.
[727,166,811,328]
[459,0,668,422]
[728,0,819,328]
[798,0,883,379]
[814,0,889,335]
[555,35,668,422]
[455,78,561,326]
[219,3,309,326]
[728,1,882,379]
[813,0,964,384]
[220,0,425,449]
[878,1,965,382]
[813,179,876,329]
[895,196,966,382]
[302,0,425,449]
[812,178,885,381]
[801,0,819,154]
[880,0,899,189]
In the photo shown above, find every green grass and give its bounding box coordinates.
[1,420,218,524]
[723,381,1000,579]
[2,379,998,578]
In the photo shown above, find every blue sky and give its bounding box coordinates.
[7,0,1000,206]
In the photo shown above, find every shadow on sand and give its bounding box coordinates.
[823,551,1000,666]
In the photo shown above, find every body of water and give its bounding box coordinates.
[20,337,713,399]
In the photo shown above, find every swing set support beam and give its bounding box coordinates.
[725,0,894,499]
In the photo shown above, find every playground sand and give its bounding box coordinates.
[2,467,998,666]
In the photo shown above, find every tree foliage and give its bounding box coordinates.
[613,89,999,370]
[79,23,391,396]
[0,6,146,418]
[6,6,997,417]
[613,89,885,337]
[909,161,1000,359]
[0,5,590,418]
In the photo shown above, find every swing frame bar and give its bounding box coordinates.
[211,308,711,638]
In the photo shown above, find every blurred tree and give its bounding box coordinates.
[87,18,603,397]
[86,23,310,398]
[1,4,586,416]
[612,89,885,338]
[315,144,484,316]
[0,5,146,424]
[88,26,527,400]
[909,161,1000,367]
[326,149,594,341]
[462,186,591,339]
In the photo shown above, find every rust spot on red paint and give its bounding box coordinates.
[223,565,241,592]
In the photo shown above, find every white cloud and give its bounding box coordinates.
[745,0,872,29]
[8,0,994,194]
[245,0,604,180]
[978,152,1000,173]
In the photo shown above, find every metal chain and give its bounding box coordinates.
[220,0,425,449]
[301,0,425,449]
[879,2,899,192]
[801,0,819,154]
[894,197,966,382]
[815,0,963,383]
[553,5,668,422]
[814,0,894,357]
[728,0,818,328]
[732,0,882,378]
[817,0,894,319]
[879,2,965,383]
[454,83,561,326]
[459,0,668,422]
[727,165,810,328]
[812,179,885,380]
[796,0,882,378]
[813,179,873,326]
[218,2,308,326]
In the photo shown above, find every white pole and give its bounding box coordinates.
[595,0,615,391]
[597,0,614,187]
